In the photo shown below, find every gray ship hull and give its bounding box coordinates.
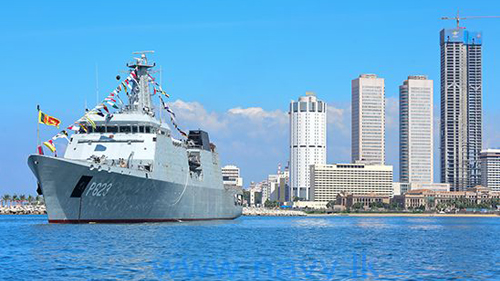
[28,155,242,223]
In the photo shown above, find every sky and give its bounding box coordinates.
[1,0,500,195]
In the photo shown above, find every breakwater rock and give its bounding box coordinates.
[243,207,306,216]
[0,205,46,215]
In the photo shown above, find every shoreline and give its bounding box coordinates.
[306,213,500,218]
[242,207,499,218]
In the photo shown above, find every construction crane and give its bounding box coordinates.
[441,10,500,29]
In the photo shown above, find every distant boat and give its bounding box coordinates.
[28,52,243,223]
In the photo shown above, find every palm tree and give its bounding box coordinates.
[12,194,19,206]
[326,200,336,210]
[20,194,26,206]
[3,194,11,207]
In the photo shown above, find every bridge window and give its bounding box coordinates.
[120,126,131,133]
[145,126,151,133]
[132,126,138,133]
[107,126,118,133]
[139,126,145,133]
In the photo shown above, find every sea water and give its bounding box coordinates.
[0,215,499,280]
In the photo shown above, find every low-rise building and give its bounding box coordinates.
[222,165,243,188]
[393,186,500,210]
[310,163,393,202]
[336,192,391,209]
[293,201,328,209]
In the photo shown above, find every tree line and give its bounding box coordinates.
[1,194,44,207]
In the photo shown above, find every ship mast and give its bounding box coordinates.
[126,51,155,115]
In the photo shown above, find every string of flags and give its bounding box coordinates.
[42,130,69,153]
[159,95,186,137]
[37,66,187,155]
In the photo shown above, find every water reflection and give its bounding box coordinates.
[293,218,334,228]
[355,218,391,229]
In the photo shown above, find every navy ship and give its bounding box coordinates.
[28,52,243,223]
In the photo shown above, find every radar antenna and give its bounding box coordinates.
[124,51,156,115]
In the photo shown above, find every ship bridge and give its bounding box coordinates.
[64,112,173,168]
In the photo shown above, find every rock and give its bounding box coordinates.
[0,205,46,215]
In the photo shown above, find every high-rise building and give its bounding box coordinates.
[289,92,327,200]
[440,29,483,191]
[480,149,500,191]
[352,74,385,165]
[221,165,243,188]
[399,75,434,183]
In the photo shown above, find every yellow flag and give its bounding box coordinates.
[85,115,96,129]
[43,140,56,153]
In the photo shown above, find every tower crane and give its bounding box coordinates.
[441,10,500,29]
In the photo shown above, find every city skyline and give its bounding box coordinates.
[2,1,500,194]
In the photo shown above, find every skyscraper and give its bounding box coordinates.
[289,92,327,200]
[440,29,483,191]
[352,74,385,165]
[399,76,434,183]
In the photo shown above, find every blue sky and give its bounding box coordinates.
[1,0,500,194]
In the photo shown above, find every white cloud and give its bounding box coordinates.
[228,107,288,124]
[168,100,227,132]
[327,104,349,136]
[164,100,290,183]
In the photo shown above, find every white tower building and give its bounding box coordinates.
[399,76,434,183]
[352,74,385,165]
[289,92,327,200]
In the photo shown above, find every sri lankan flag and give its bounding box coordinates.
[38,111,61,128]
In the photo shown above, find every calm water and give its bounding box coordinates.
[0,215,499,280]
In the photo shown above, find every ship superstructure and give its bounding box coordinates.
[28,52,243,223]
